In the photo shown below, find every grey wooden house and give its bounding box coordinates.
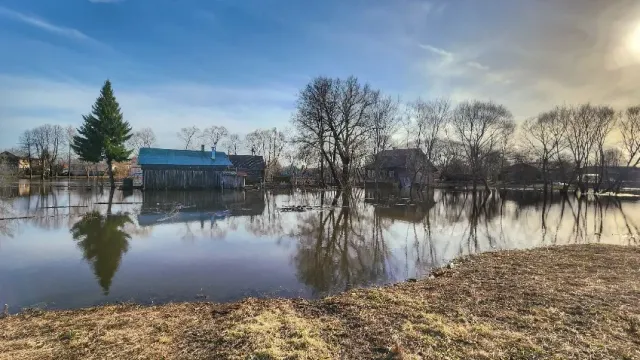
[138,147,245,190]
[228,155,266,184]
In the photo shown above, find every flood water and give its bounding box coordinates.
[0,180,638,313]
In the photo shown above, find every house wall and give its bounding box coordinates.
[142,166,244,190]
[242,169,264,184]
[365,167,435,188]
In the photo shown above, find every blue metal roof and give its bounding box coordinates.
[138,148,233,167]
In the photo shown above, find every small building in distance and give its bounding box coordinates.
[0,151,20,172]
[228,155,266,184]
[364,148,437,188]
[138,146,244,190]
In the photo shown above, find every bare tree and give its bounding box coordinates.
[49,125,65,177]
[128,127,157,154]
[32,125,52,179]
[606,105,640,192]
[19,130,35,179]
[246,128,286,179]
[177,126,201,150]
[202,126,229,149]
[293,76,379,193]
[408,98,451,186]
[245,130,265,158]
[433,138,466,178]
[65,126,75,180]
[621,106,640,168]
[591,106,617,191]
[291,78,331,187]
[563,104,615,192]
[222,133,241,155]
[522,107,568,190]
[450,100,514,191]
[369,95,400,186]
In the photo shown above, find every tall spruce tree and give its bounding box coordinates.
[72,80,132,188]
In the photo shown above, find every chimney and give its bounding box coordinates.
[201,144,205,152]
[211,146,216,160]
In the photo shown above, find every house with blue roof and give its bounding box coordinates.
[138,146,245,190]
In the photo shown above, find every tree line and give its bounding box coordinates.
[7,76,640,193]
[290,76,640,194]
[176,125,287,178]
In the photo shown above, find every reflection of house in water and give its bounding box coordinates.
[371,202,435,223]
[137,191,266,227]
[365,190,436,223]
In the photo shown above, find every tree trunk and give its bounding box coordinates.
[106,187,115,215]
[106,159,116,188]
[341,158,350,193]
[542,158,548,193]
[320,158,325,188]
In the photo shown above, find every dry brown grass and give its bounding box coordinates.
[1,245,639,359]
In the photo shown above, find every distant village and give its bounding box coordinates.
[1,76,640,194]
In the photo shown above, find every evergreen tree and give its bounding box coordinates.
[72,80,132,188]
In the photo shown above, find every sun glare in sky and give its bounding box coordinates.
[629,23,640,58]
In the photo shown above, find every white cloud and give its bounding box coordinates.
[419,44,454,60]
[466,61,489,71]
[0,6,95,42]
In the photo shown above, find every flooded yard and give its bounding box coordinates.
[0,181,638,313]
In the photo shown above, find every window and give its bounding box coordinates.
[389,170,395,178]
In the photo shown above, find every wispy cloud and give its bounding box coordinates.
[419,44,454,60]
[0,6,95,42]
[466,61,490,71]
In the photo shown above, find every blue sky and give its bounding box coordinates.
[1,0,640,150]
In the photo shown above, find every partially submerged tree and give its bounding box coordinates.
[591,106,617,191]
[32,125,52,179]
[49,124,66,177]
[563,104,615,192]
[621,106,640,168]
[450,100,514,191]
[407,98,450,186]
[522,107,569,190]
[72,80,133,188]
[65,126,75,180]
[369,95,400,186]
[293,76,380,193]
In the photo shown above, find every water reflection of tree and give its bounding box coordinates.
[245,191,287,238]
[70,210,132,295]
[291,204,393,296]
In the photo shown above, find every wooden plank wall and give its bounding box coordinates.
[144,169,243,190]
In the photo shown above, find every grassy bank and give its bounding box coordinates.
[1,245,639,359]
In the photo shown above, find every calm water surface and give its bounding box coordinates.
[0,180,638,313]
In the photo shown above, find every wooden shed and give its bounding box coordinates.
[138,147,245,190]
